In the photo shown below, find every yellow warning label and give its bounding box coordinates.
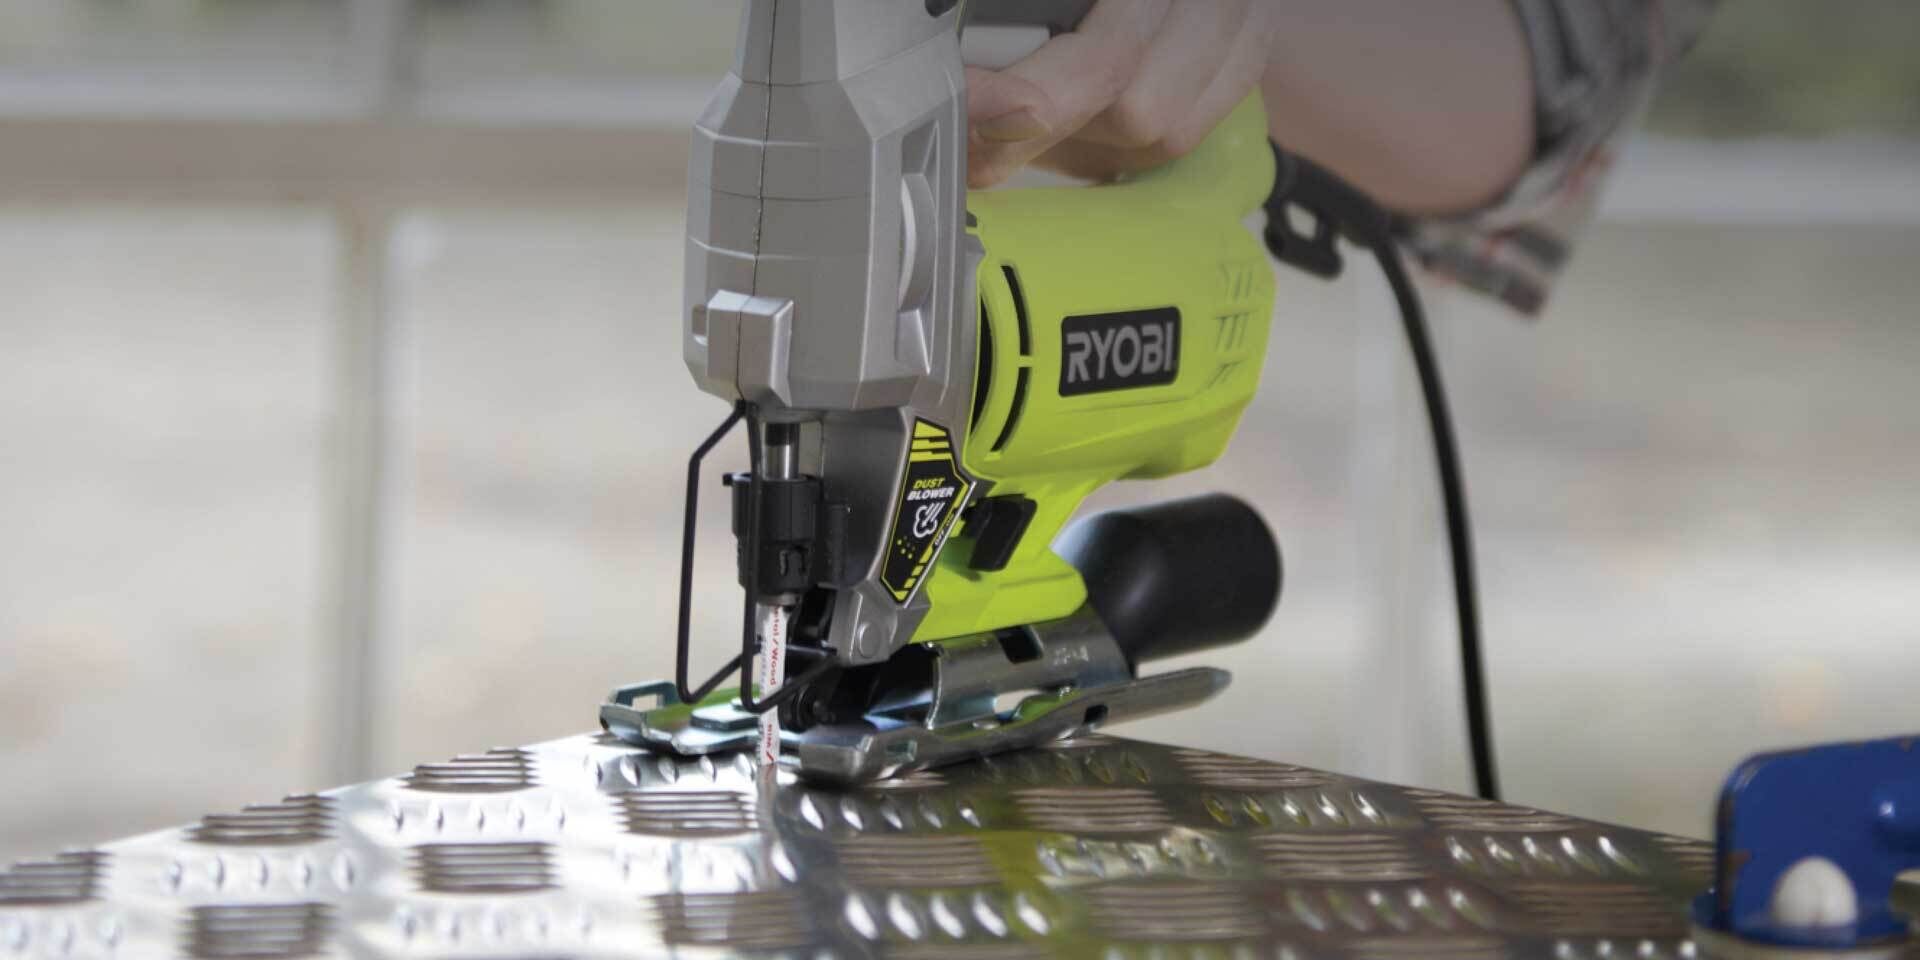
[880,419,974,603]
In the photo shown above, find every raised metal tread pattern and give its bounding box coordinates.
[189,795,335,846]
[1652,834,1717,884]
[837,836,999,888]
[1173,747,1336,790]
[0,734,1710,958]
[1084,880,1265,941]
[0,851,105,906]
[1251,831,1429,881]
[1013,787,1172,833]
[411,842,556,894]
[1276,880,1506,936]
[614,789,756,835]
[1501,881,1690,937]
[181,902,333,959]
[1346,934,1512,960]
[1405,789,1582,832]
[651,889,812,951]
[402,747,535,793]
[1447,831,1653,882]
[885,944,1053,960]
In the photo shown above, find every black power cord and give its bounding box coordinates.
[1263,144,1501,801]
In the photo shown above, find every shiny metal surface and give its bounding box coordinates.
[602,608,1229,784]
[790,667,1232,786]
[0,733,1715,958]
[600,681,756,757]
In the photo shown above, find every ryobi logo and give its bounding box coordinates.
[1059,307,1181,396]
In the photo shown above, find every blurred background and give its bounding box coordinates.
[2,0,1918,862]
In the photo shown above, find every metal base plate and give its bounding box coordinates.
[601,665,1232,785]
[0,733,1721,958]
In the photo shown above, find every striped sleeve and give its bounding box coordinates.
[1400,0,1718,316]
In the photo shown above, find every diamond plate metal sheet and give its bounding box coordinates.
[0,734,1713,958]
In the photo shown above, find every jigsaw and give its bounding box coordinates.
[602,0,1487,788]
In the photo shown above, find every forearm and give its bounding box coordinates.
[1261,0,1534,216]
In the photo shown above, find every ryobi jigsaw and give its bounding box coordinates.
[602,0,1486,788]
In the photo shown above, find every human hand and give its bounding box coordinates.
[965,0,1280,188]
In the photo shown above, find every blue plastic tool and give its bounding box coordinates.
[1695,734,1920,948]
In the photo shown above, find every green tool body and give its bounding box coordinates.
[611,3,1292,782]
[917,97,1279,642]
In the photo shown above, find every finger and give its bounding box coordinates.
[1032,6,1276,181]
[965,0,1168,187]
[1071,0,1248,151]
[1028,138,1152,183]
[1153,0,1278,152]
[965,65,1051,144]
[964,65,1030,125]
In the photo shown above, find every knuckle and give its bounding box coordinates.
[1133,142,1179,171]
[1159,121,1209,158]
[1091,54,1138,102]
[1106,89,1171,148]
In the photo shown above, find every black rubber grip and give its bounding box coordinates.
[1055,494,1282,667]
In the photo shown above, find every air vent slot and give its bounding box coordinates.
[1215,311,1252,350]
[990,368,1029,453]
[1001,265,1031,355]
[971,297,994,431]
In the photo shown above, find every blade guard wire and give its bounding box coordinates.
[674,400,830,717]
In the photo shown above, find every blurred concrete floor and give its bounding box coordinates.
[2,200,1917,862]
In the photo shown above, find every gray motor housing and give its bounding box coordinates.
[682,0,984,666]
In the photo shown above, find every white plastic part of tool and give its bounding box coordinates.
[961,24,1051,70]
[1769,856,1861,928]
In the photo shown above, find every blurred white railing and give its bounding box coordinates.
[1607,136,1920,225]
